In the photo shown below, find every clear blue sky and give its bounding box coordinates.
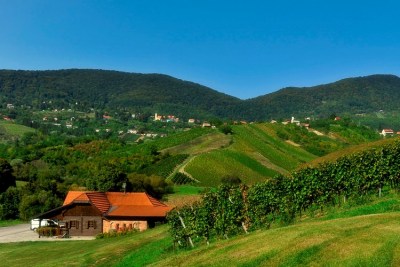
[1,1,400,99]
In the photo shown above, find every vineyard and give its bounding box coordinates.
[167,139,400,248]
[184,150,278,186]
[139,154,189,178]
[183,124,317,186]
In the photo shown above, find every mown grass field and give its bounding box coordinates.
[0,120,35,138]
[153,212,400,267]
[2,195,400,266]
[0,225,170,267]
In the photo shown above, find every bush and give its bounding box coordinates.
[96,228,138,239]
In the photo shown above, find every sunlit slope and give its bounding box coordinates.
[0,121,36,143]
[153,211,400,267]
[184,123,317,186]
[304,136,400,168]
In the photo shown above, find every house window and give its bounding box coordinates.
[87,220,97,229]
[69,220,79,229]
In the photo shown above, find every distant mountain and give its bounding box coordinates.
[243,74,400,120]
[0,69,241,119]
[0,69,400,121]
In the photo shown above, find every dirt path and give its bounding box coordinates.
[251,152,290,175]
[167,155,200,183]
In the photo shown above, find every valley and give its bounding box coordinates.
[0,70,400,266]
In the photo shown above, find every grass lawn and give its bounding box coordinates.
[151,213,400,266]
[1,225,171,267]
[172,185,205,195]
[0,220,25,227]
[0,121,35,137]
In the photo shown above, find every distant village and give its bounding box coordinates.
[2,103,400,140]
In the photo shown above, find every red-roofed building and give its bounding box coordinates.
[381,129,394,137]
[36,191,172,236]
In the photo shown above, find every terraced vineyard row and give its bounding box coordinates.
[184,123,317,186]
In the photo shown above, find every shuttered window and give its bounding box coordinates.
[69,220,79,229]
[87,220,97,229]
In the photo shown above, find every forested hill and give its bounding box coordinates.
[1,69,400,121]
[0,69,241,119]
[243,74,400,120]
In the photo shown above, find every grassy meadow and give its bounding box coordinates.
[0,120,35,141]
[153,212,400,267]
[2,194,400,266]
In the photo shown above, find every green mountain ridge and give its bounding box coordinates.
[246,74,400,120]
[1,69,400,122]
[0,69,241,119]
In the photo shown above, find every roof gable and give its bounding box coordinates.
[63,191,88,205]
[63,191,110,213]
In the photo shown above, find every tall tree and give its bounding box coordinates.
[0,158,16,194]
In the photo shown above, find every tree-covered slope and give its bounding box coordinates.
[244,74,400,120]
[0,69,241,119]
[1,70,400,122]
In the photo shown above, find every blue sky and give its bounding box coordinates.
[1,1,400,99]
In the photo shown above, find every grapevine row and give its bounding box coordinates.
[167,140,400,248]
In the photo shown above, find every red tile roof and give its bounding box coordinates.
[63,191,172,217]
[63,191,88,205]
[87,192,110,213]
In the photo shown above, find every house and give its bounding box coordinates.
[381,129,394,137]
[291,117,300,125]
[154,113,163,121]
[202,122,211,128]
[35,191,172,236]
[128,129,138,134]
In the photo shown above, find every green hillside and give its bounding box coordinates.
[304,136,400,168]
[0,121,35,142]
[162,122,379,187]
[2,196,400,266]
[0,69,241,120]
[2,70,400,126]
[155,212,400,266]
[244,74,400,121]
